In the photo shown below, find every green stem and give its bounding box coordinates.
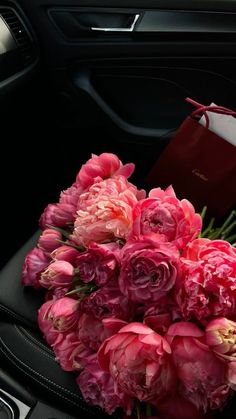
[57,240,85,252]
[224,233,236,244]
[201,217,215,238]
[46,224,71,239]
[200,205,207,221]
[221,220,236,239]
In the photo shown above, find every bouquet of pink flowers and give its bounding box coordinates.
[21,152,236,419]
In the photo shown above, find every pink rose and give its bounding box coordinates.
[51,245,80,264]
[78,313,126,351]
[74,242,120,286]
[43,297,79,332]
[98,322,176,402]
[21,247,50,289]
[39,203,75,230]
[82,285,131,320]
[76,152,135,189]
[175,239,236,323]
[130,186,202,249]
[38,229,62,254]
[39,260,74,289]
[72,176,139,246]
[166,322,231,412]
[119,235,179,303]
[77,358,134,415]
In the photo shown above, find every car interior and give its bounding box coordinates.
[0,0,236,417]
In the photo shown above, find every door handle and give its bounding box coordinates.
[91,14,140,32]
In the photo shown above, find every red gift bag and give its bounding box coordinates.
[146,98,236,219]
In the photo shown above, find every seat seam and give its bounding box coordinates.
[0,335,82,401]
[17,325,54,357]
[14,325,55,362]
[0,304,35,328]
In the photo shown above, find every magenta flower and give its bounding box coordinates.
[39,203,75,230]
[119,235,179,303]
[38,228,62,254]
[76,152,135,189]
[78,313,126,351]
[44,297,79,332]
[98,322,176,402]
[74,241,120,286]
[175,239,236,323]
[77,358,134,415]
[51,245,80,265]
[59,182,84,207]
[82,285,131,321]
[21,247,50,289]
[166,322,231,412]
[39,260,74,289]
[38,300,63,345]
[130,185,202,249]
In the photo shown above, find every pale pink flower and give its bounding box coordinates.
[21,247,50,289]
[72,176,139,246]
[119,235,179,303]
[39,260,74,289]
[76,152,134,188]
[98,322,176,402]
[175,239,236,323]
[166,321,231,412]
[130,185,201,249]
[205,317,236,361]
[77,358,134,415]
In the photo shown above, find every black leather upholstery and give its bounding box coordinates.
[0,234,111,418]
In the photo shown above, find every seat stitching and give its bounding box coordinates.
[0,304,34,327]
[17,326,54,357]
[0,336,81,401]
[14,325,55,361]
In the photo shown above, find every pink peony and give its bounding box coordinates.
[51,245,80,264]
[72,176,139,246]
[43,297,79,332]
[76,152,135,189]
[53,331,94,371]
[82,285,131,321]
[21,247,50,289]
[39,203,75,230]
[39,260,74,289]
[38,300,63,345]
[205,317,236,361]
[175,239,236,323]
[74,242,120,286]
[166,322,231,412]
[78,313,126,351]
[77,358,134,415]
[119,235,179,303]
[98,322,176,402]
[130,185,202,249]
[59,182,84,207]
[38,228,62,254]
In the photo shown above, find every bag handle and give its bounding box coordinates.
[186,97,236,129]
